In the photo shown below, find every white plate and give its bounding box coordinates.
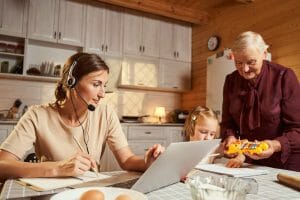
[50,187,147,200]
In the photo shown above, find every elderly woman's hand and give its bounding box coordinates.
[144,144,165,169]
[244,140,281,160]
[221,135,238,158]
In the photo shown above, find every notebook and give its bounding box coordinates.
[195,163,269,177]
[18,171,111,191]
[130,139,221,193]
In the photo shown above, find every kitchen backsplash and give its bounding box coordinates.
[0,79,181,121]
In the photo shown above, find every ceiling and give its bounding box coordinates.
[95,0,244,24]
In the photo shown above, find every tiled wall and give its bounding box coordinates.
[0,79,181,122]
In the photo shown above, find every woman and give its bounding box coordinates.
[0,53,164,182]
[221,31,300,171]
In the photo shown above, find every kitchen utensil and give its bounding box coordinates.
[277,172,300,190]
[1,61,9,73]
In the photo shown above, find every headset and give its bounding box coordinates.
[66,60,77,88]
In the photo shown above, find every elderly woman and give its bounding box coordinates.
[221,31,300,171]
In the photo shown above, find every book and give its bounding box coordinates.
[17,171,111,191]
[195,163,269,177]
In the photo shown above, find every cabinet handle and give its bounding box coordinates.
[58,32,61,39]
[101,44,104,51]
[174,51,176,57]
[176,51,179,58]
[144,131,151,134]
[142,46,145,52]
[139,46,142,52]
[105,45,108,52]
[54,31,56,39]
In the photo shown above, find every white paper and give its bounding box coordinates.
[18,171,110,191]
[195,163,269,177]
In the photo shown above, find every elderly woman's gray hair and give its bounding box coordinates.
[232,31,269,54]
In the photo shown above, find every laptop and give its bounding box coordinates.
[112,139,221,193]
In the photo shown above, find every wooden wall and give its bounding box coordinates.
[182,0,300,110]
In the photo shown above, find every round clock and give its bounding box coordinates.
[207,36,220,51]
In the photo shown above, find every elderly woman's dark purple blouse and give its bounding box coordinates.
[221,60,300,171]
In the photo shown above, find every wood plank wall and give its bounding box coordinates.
[182,0,300,110]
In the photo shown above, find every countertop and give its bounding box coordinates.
[121,122,184,127]
[0,119,18,125]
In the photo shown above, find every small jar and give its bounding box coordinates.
[6,44,16,53]
[15,44,24,54]
[0,42,7,52]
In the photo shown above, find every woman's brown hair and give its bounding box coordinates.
[54,52,109,106]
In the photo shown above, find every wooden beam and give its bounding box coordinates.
[95,0,207,24]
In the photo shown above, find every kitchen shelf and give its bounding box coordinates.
[0,52,24,57]
[118,84,189,93]
[0,73,60,83]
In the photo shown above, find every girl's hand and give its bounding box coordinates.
[244,140,281,160]
[144,144,165,168]
[54,152,97,177]
[225,153,246,168]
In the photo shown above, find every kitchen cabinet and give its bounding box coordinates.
[159,19,191,62]
[0,124,14,144]
[27,0,86,47]
[120,56,159,87]
[123,10,160,58]
[159,59,191,90]
[85,2,123,57]
[100,124,184,171]
[0,0,28,37]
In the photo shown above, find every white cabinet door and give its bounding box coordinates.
[123,10,160,58]
[141,14,160,57]
[27,0,58,42]
[159,59,191,90]
[159,20,191,62]
[85,2,123,57]
[0,0,28,37]
[0,124,14,144]
[85,1,105,54]
[58,0,86,46]
[121,56,159,87]
[174,23,191,62]
[123,10,142,56]
[165,127,184,146]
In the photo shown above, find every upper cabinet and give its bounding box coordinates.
[85,2,123,57]
[0,0,28,37]
[160,20,191,62]
[123,10,160,58]
[27,0,86,47]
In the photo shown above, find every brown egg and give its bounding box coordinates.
[80,189,105,200]
[115,194,132,200]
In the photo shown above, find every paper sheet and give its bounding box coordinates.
[18,171,111,191]
[195,163,269,177]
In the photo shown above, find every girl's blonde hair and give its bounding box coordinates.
[183,106,220,141]
[232,31,269,54]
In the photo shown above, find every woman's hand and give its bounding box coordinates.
[54,152,97,177]
[221,135,238,158]
[244,140,281,160]
[144,144,165,169]
[225,153,246,168]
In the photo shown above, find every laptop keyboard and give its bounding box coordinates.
[110,178,139,189]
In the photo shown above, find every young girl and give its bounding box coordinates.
[184,106,220,141]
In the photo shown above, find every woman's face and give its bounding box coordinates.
[233,47,266,80]
[190,118,218,141]
[75,70,108,108]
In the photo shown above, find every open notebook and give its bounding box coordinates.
[18,171,111,191]
[195,163,269,177]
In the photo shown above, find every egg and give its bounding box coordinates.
[80,189,105,200]
[115,194,132,200]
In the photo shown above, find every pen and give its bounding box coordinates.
[208,153,220,157]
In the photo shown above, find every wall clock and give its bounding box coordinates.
[207,36,220,51]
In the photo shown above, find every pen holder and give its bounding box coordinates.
[187,175,258,200]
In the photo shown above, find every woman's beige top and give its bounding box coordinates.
[0,103,128,164]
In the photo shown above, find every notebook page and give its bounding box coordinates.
[18,172,111,191]
[195,163,269,177]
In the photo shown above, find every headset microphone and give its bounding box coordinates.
[75,88,96,111]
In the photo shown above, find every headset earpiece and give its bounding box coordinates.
[66,60,77,88]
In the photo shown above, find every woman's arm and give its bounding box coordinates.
[0,150,97,182]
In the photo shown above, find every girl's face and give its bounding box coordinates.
[190,118,218,141]
[75,70,108,108]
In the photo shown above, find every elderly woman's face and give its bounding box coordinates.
[233,47,265,80]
